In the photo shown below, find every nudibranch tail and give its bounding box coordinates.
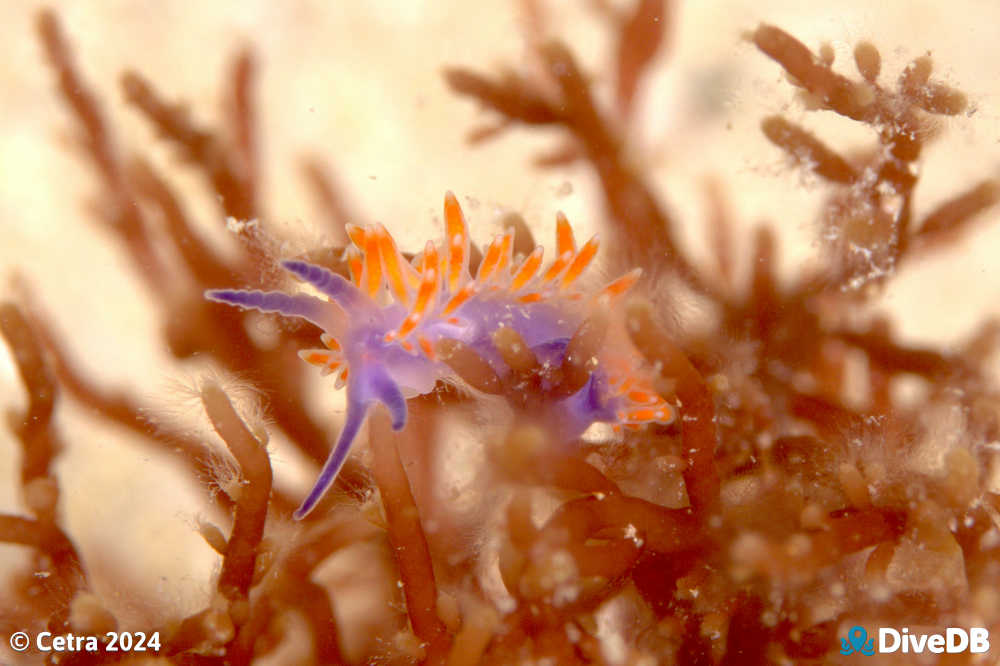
[206,191,679,521]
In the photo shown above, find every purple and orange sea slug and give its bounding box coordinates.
[207,193,675,518]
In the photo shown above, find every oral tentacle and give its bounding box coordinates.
[204,288,341,332]
[293,391,369,519]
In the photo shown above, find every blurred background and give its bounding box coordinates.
[1,0,999,629]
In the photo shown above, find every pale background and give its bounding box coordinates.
[1,0,998,629]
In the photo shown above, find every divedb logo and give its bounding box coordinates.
[840,625,990,656]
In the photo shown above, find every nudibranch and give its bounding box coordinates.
[207,193,675,518]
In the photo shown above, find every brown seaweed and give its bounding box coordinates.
[2,4,998,664]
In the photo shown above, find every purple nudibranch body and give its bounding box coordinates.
[206,192,675,518]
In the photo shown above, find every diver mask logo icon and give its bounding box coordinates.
[841,626,876,656]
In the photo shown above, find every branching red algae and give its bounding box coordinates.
[31,7,368,493]
[1,303,92,663]
[370,406,452,664]
[3,4,999,664]
[201,382,272,606]
[626,299,719,512]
